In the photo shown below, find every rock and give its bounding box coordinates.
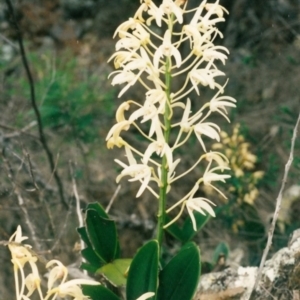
[194,229,300,300]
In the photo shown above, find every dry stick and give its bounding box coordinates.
[106,184,121,213]
[248,111,300,299]
[1,150,41,251]
[0,121,38,139]
[69,161,87,275]
[4,0,68,209]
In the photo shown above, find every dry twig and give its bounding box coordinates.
[248,111,300,299]
[4,0,68,209]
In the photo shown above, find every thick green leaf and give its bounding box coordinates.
[82,284,120,300]
[157,242,201,300]
[212,242,229,265]
[77,227,104,271]
[181,212,211,242]
[80,248,103,271]
[80,262,99,273]
[86,202,109,219]
[165,212,211,243]
[165,215,185,242]
[126,240,159,300]
[98,258,132,287]
[77,226,91,247]
[86,209,118,263]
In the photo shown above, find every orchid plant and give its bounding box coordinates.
[107,0,235,250]
[7,0,236,299]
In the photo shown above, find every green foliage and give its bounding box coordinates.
[126,240,159,300]
[98,259,132,286]
[157,242,200,300]
[166,212,210,243]
[78,202,119,271]
[11,51,115,144]
[79,203,203,300]
[82,285,121,300]
[212,242,229,266]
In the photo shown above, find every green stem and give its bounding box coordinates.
[156,18,174,258]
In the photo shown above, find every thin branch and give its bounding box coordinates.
[69,161,87,275]
[1,150,41,251]
[4,0,68,209]
[24,150,39,191]
[0,121,38,139]
[0,32,18,49]
[248,111,300,299]
[106,185,121,213]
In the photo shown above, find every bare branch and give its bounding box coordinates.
[248,111,300,299]
[4,0,68,209]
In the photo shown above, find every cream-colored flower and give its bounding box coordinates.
[209,90,236,122]
[186,197,216,231]
[106,120,131,147]
[113,18,139,38]
[46,260,68,290]
[157,0,183,25]
[134,0,161,26]
[145,89,167,114]
[110,70,138,97]
[46,279,99,300]
[136,292,155,300]
[116,35,142,51]
[202,160,230,198]
[115,146,153,197]
[116,102,130,122]
[194,122,221,152]
[202,45,229,64]
[200,1,227,29]
[190,67,225,94]
[205,151,229,170]
[153,30,182,69]
[8,226,37,269]
[24,270,41,297]
[108,50,139,69]
[143,124,173,167]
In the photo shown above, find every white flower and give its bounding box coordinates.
[143,124,173,167]
[204,151,229,170]
[106,120,131,148]
[110,70,138,97]
[209,85,236,122]
[134,1,162,26]
[8,226,37,269]
[136,292,155,300]
[194,122,221,152]
[204,2,228,19]
[200,1,227,30]
[25,273,41,297]
[47,279,100,300]
[46,260,68,290]
[180,98,192,132]
[186,197,216,231]
[153,30,182,69]
[115,146,152,197]
[116,102,130,122]
[145,89,167,114]
[113,18,139,38]
[202,45,229,64]
[156,0,183,26]
[108,51,139,69]
[116,35,142,51]
[202,160,230,198]
[190,67,225,94]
